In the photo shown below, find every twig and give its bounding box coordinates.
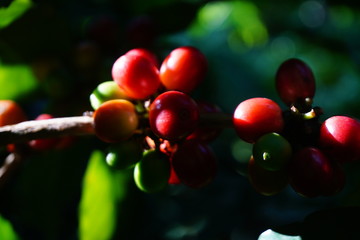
[0,116,95,146]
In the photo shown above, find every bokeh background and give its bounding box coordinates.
[1,0,360,239]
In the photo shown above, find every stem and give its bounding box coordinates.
[0,116,94,146]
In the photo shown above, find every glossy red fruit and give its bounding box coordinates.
[149,91,199,141]
[319,116,360,163]
[233,98,284,143]
[94,99,138,143]
[28,114,60,151]
[171,139,217,188]
[186,102,223,142]
[0,100,27,127]
[275,58,316,106]
[112,52,160,100]
[289,147,345,198]
[248,156,289,196]
[159,46,207,93]
[125,48,159,68]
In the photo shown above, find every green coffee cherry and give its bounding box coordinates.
[134,149,170,193]
[90,81,129,110]
[252,132,292,171]
[105,140,142,170]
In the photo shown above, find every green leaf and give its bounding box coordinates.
[78,150,131,240]
[0,64,37,99]
[0,215,20,240]
[0,0,33,29]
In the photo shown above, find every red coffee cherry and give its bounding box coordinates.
[319,115,360,163]
[28,114,60,151]
[275,58,316,107]
[94,99,139,143]
[289,147,345,198]
[0,100,27,127]
[248,156,289,196]
[149,90,199,141]
[159,46,207,93]
[112,52,160,100]
[233,97,284,143]
[125,48,159,68]
[171,139,217,188]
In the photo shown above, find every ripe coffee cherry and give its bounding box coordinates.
[149,91,199,141]
[275,58,316,107]
[28,114,60,151]
[94,99,138,143]
[252,132,292,171]
[248,156,289,196]
[186,102,223,142]
[106,140,142,170]
[125,48,159,68]
[0,100,27,126]
[289,147,345,198]
[112,51,160,100]
[90,81,130,110]
[171,139,217,188]
[134,149,170,193]
[159,46,207,93]
[233,97,284,143]
[319,116,360,163]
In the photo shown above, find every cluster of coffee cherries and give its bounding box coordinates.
[90,47,221,193]
[233,58,360,198]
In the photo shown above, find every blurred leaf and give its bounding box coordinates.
[79,150,130,240]
[0,215,19,240]
[0,0,32,29]
[0,64,37,99]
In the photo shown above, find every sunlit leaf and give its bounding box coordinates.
[0,64,37,99]
[0,215,19,240]
[78,150,133,240]
[0,0,32,29]
[78,150,119,240]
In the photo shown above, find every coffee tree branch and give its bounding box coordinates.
[0,116,95,145]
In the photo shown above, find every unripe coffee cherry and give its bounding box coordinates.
[233,98,284,143]
[90,81,130,110]
[134,150,170,193]
[252,132,292,171]
[160,46,207,93]
[94,99,138,143]
[106,140,142,170]
[149,91,199,141]
[319,115,360,163]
